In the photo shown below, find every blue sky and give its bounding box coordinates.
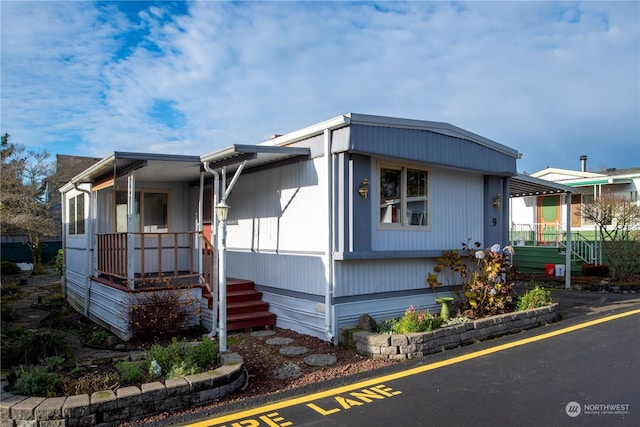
[1,1,638,174]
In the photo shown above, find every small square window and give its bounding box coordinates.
[379,164,429,228]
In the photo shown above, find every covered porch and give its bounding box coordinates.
[509,174,576,287]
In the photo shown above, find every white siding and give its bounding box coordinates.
[226,158,327,254]
[227,251,326,295]
[260,292,326,340]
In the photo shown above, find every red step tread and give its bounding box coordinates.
[227,300,270,315]
[227,311,276,331]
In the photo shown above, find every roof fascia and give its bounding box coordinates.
[60,153,116,192]
[200,144,310,164]
[257,115,351,147]
[511,174,573,196]
[59,152,201,192]
[531,167,604,179]
[348,113,521,159]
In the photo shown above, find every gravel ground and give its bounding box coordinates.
[5,269,396,425]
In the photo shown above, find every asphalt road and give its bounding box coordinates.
[178,292,640,427]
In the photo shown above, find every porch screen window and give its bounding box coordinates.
[68,194,85,235]
[379,165,428,227]
[116,190,168,232]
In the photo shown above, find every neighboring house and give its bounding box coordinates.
[1,154,101,264]
[60,113,522,342]
[45,154,103,240]
[510,156,640,271]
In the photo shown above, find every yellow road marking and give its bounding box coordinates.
[185,309,640,427]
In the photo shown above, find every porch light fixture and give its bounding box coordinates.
[216,201,229,221]
[493,194,502,208]
[358,178,369,200]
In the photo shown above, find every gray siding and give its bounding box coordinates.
[333,257,438,298]
[368,166,485,251]
[344,124,517,175]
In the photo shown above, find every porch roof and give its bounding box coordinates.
[200,144,310,173]
[60,152,203,191]
[509,174,573,198]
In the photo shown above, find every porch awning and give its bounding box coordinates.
[201,144,310,172]
[509,174,573,197]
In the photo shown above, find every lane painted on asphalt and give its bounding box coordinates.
[184,309,640,427]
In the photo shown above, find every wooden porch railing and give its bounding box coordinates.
[96,231,214,290]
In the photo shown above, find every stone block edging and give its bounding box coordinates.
[347,304,559,360]
[0,352,246,426]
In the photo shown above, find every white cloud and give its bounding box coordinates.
[1,1,638,173]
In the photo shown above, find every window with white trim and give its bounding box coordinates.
[116,190,169,232]
[379,164,429,228]
[68,194,85,235]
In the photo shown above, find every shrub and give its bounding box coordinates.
[428,240,516,319]
[167,360,199,379]
[54,249,64,276]
[60,370,121,396]
[116,361,145,383]
[517,286,553,311]
[11,365,60,397]
[146,337,218,380]
[378,318,396,335]
[1,328,74,368]
[127,287,200,340]
[1,283,26,302]
[381,306,444,334]
[1,303,17,323]
[463,243,515,318]
[1,260,21,275]
[581,263,609,277]
[87,329,109,345]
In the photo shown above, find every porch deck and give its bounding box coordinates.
[94,232,275,332]
[96,231,214,290]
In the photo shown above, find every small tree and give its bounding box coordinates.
[582,191,640,282]
[1,133,57,273]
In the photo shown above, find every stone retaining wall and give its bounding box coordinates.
[0,352,245,427]
[346,304,559,360]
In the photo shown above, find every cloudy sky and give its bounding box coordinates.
[1,1,638,174]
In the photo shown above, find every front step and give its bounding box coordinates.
[227,311,276,331]
[227,300,270,315]
[227,279,258,292]
[205,278,276,332]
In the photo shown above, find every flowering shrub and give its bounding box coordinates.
[380,306,444,334]
[463,243,516,318]
[428,240,516,319]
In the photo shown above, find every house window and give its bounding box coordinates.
[379,165,428,227]
[116,190,169,232]
[68,194,85,235]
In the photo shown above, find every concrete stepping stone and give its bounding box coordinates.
[266,337,294,345]
[304,354,338,366]
[279,346,309,356]
[273,362,302,379]
[250,330,276,338]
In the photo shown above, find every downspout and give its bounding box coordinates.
[324,128,335,343]
[60,191,67,298]
[203,161,219,335]
[73,183,93,317]
[127,172,135,288]
[198,172,204,278]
